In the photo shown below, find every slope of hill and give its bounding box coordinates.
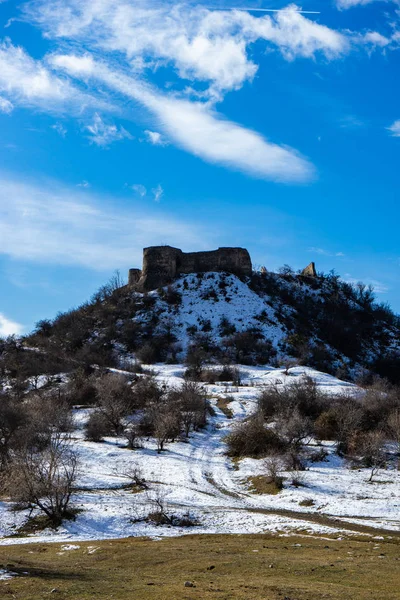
[1,364,399,545]
[23,269,400,383]
[1,268,399,545]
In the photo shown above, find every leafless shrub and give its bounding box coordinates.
[124,423,142,450]
[154,410,181,452]
[281,358,298,376]
[27,392,74,434]
[349,430,386,481]
[275,408,313,449]
[387,409,400,451]
[333,397,365,454]
[225,414,284,458]
[131,376,164,409]
[0,393,26,471]
[115,461,147,489]
[263,455,284,490]
[290,469,307,488]
[84,411,111,442]
[258,375,326,421]
[65,368,97,406]
[146,487,198,527]
[314,409,339,441]
[94,373,134,435]
[282,447,307,472]
[6,435,79,527]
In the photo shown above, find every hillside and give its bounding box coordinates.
[0,267,399,547]
[21,268,400,383]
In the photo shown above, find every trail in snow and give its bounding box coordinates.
[0,365,399,545]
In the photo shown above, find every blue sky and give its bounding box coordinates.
[0,0,399,335]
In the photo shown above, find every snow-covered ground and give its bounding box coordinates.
[0,365,399,545]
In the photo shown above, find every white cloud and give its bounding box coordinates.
[53,55,315,182]
[144,130,167,146]
[0,39,104,113]
[85,113,132,146]
[77,180,90,187]
[52,122,67,136]
[387,119,400,136]
[309,246,346,257]
[0,313,23,337]
[361,31,391,47]
[336,0,395,8]
[152,184,164,202]
[0,173,208,270]
[130,184,147,197]
[339,115,365,129]
[26,1,348,98]
[0,95,13,113]
[15,1,396,181]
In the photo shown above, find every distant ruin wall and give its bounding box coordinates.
[130,246,252,291]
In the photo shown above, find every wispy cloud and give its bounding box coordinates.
[144,130,168,146]
[336,0,394,8]
[309,246,346,257]
[387,119,400,136]
[0,313,23,337]
[77,180,90,188]
[21,1,353,181]
[0,0,392,182]
[51,122,67,136]
[0,95,13,113]
[85,113,132,147]
[0,173,208,270]
[152,184,164,203]
[52,54,315,182]
[0,39,106,114]
[129,184,147,197]
[339,115,365,129]
[26,2,349,96]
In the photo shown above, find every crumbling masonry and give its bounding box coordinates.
[128,246,317,292]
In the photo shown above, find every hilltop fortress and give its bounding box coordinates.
[129,246,252,291]
[129,246,316,291]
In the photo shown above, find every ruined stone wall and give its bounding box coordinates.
[179,248,252,278]
[132,245,252,291]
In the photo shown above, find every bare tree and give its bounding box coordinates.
[387,409,400,455]
[0,394,26,471]
[275,408,313,449]
[7,435,79,526]
[263,455,284,490]
[147,487,174,525]
[359,431,386,482]
[177,381,207,437]
[334,398,364,454]
[154,411,181,453]
[124,423,142,450]
[84,411,111,442]
[94,373,133,435]
[114,461,147,489]
[281,358,298,376]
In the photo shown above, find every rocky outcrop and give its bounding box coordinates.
[130,246,252,291]
[301,262,317,277]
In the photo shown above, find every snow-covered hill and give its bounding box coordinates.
[1,365,399,546]
[25,269,400,382]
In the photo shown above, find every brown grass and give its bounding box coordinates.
[0,533,399,599]
[246,475,283,495]
[215,396,234,419]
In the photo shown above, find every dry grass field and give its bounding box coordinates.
[1,533,399,600]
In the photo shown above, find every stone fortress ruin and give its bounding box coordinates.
[129,246,252,291]
[129,245,317,292]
